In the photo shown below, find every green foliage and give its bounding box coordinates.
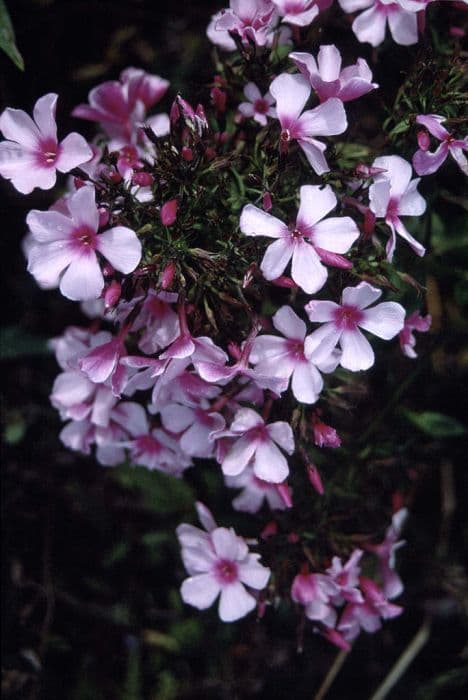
[402,409,467,438]
[0,0,24,69]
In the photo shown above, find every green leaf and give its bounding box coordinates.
[0,326,50,360]
[111,466,194,514]
[403,409,467,438]
[0,0,24,70]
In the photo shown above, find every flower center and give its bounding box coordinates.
[254,98,269,115]
[286,338,305,361]
[73,225,97,250]
[214,558,238,584]
[334,305,363,331]
[37,137,61,167]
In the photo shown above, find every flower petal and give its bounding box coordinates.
[181,574,220,610]
[359,302,405,339]
[218,582,256,622]
[240,204,287,239]
[97,226,142,273]
[340,329,374,371]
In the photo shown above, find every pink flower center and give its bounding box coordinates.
[253,98,269,115]
[253,475,274,491]
[333,305,363,330]
[73,225,98,250]
[134,435,162,457]
[286,338,305,361]
[37,137,61,168]
[386,198,400,222]
[214,558,239,584]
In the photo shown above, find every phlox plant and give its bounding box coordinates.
[1,0,466,665]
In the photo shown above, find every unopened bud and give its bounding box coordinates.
[260,520,278,540]
[307,464,324,496]
[132,171,154,187]
[160,199,178,226]
[104,280,121,308]
[74,177,86,190]
[263,192,273,212]
[160,261,176,290]
[210,87,226,113]
[271,276,298,289]
[181,146,194,162]
[98,207,110,228]
[102,263,115,278]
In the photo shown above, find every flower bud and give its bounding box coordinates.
[263,192,272,212]
[277,483,293,508]
[417,130,430,151]
[181,146,194,162]
[160,261,176,290]
[98,207,110,228]
[104,280,121,308]
[132,171,154,187]
[307,464,324,496]
[160,199,178,226]
[313,419,341,448]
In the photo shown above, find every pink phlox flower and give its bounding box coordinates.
[159,303,227,365]
[269,73,347,174]
[399,311,431,358]
[207,0,280,51]
[238,83,276,126]
[177,504,271,622]
[225,463,289,512]
[250,305,341,404]
[338,577,403,642]
[413,114,468,176]
[290,46,378,102]
[26,185,142,301]
[368,155,426,261]
[130,290,180,355]
[72,68,169,149]
[126,426,192,475]
[215,407,295,483]
[116,145,144,179]
[305,281,405,372]
[79,328,129,397]
[337,0,421,47]
[366,508,408,599]
[0,93,92,194]
[51,371,117,426]
[326,549,364,605]
[197,325,288,394]
[240,184,359,293]
[59,399,147,466]
[160,399,226,458]
[272,0,320,26]
[291,570,339,626]
[50,326,112,371]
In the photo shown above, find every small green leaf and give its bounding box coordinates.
[0,326,50,360]
[403,409,467,438]
[0,0,24,70]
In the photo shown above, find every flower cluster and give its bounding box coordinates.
[2,0,464,652]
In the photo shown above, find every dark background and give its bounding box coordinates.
[1,1,467,698]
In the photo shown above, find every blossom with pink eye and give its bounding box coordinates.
[250,305,340,404]
[305,282,405,372]
[290,46,378,103]
[338,577,403,642]
[238,83,276,126]
[215,407,294,483]
[225,463,289,513]
[160,400,226,458]
[272,0,320,26]
[177,505,270,622]
[326,550,364,605]
[291,570,339,626]
[338,0,422,47]
[25,185,142,301]
[0,93,92,194]
[240,184,359,293]
[399,311,431,358]
[413,114,468,176]
[73,67,169,149]
[269,73,347,174]
[127,427,192,475]
[206,0,279,52]
[368,155,426,261]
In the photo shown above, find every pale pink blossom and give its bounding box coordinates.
[338,577,403,641]
[26,186,142,301]
[272,0,320,26]
[238,83,276,126]
[160,400,226,458]
[326,550,364,606]
[240,184,359,292]
[289,46,378,102]
[127,427,192,475]
[216,407,295,483]
[338,0,420,47]
[207,0,279,51]
[291,570,339,626]
[369,155,426,261]
[225,464,289,512]
[249,305,340,404]
[130,290,179,355]
[399,311,431,358]
[269,73,347,174]
[305,282,405,372]
[366,508,407,599]
[413,114,468,176]
[73,67,169,149]
[177,503,270,622]
[0,93,92,194]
